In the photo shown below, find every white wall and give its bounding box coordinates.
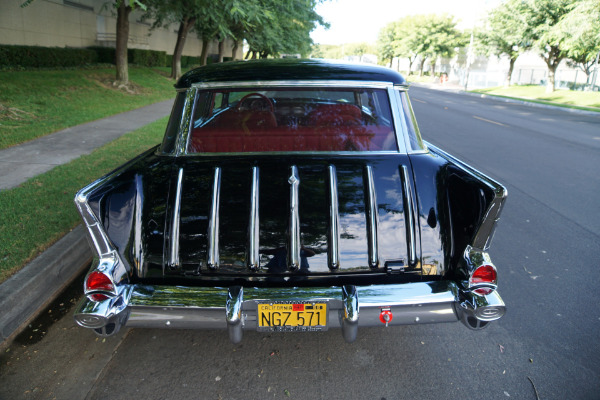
[0,0,241,59]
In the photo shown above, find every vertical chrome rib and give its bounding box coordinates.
[134,174,145,276]
[364,165,379,268]
[288,166,301,271]
[168,168,184,269]
[247,166,260,271]
[328,165,340,270]
[401,165,417,265]
[207,167,221,270]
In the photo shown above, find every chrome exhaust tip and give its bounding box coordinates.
[457,290,506,330]
[73,295,130,337]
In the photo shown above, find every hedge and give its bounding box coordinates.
[0,45,97,68]
[87,46,115,64]
[0,45,207,69]
[165,55,203,68]
[128,48,167,67]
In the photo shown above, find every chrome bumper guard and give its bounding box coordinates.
[74,281,505,343]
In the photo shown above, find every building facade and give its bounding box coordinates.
[0,0,242,60]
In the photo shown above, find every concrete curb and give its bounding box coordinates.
[0,225,91,350]
[410,82,600,116]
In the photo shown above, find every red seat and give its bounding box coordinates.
[308,104,362,127]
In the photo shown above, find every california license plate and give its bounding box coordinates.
[257,302,328,332]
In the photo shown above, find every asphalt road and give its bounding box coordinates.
[1,87,599,400]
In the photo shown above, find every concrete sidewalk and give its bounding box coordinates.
[0,99,174,190]
[0,99,173,349]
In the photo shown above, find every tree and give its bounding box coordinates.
[144,0,212,79]
[345,42,374,61]
[377,22,398,67]
[523,0,577,92]
[559,0,600,85]
[420,14,462,77]
[245,0,327,58]
[310,44,342,59]
[478,0,531,87]
[21,0,144,85]
[224,1,267,60]
[391,16,432,76]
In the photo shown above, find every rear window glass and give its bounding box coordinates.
[187,87,397,153]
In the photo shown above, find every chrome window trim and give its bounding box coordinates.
[387,86,408,154]
[392,88,415,153]
[178,151,403,157]
[181,82,409,155]
[174,87,197,156]
[398,90,427,153]
[191,80,395,90]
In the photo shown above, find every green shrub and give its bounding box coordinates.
[0,45,97,68]
[128,48,167,67]
[87,46,115,64]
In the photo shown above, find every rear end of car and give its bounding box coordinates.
[73,60,506,342]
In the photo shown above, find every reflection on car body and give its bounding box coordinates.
[73,59,507,342]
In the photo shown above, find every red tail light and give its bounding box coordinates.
[469,264,497,295]
[85,271,115,301]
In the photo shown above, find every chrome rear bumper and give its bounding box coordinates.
[73,281,505,343]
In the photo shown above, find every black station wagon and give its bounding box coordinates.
[74,59,507,343]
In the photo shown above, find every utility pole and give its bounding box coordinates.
[464,31,474,91]
[592,51,600,90]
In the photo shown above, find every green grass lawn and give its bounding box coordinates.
[0,67,175,150]
[0,117,168,283]
[471,85,600,111]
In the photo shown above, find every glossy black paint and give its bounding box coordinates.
[175,59,407,89]
[84,144,499,288]
[409,149,498,281]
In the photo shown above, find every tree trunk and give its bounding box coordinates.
[430,58,437,77]
[251,51,257,60]
[200,38,209,66]
[115,1,132,85]
[505,57,516,87]
[544,47,562,93]
[408,57,415,76]
[418,57,427,77]
[546,63,557,93]
[231,40,240,60]
[218,40,224,62]
[171,17,196,80]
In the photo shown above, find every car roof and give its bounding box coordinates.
[175,59,407,89]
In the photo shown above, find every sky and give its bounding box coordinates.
[310,0,501,45]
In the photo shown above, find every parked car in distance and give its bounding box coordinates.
[73,59,507,343]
